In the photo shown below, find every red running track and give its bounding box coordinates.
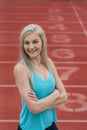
[0,1,87,130]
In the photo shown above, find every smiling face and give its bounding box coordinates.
[23,32,43,60]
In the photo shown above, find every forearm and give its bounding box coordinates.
[28,89,60,114]
[50,91,68,108]
[37,90,60,111]
[36,90,68,110]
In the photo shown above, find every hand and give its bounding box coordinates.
[28,90,38,101]
[54,89,60,98]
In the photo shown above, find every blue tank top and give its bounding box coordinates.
[19,71,57,130]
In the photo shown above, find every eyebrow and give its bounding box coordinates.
[23,40,29,43]
[24,39,39,42]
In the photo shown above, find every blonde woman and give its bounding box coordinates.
[14,24,67,130]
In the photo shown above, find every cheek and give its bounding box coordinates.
[39,45,43,55]
[40,43,43,50]
[23,44,25,49]
[23,44,27,50]
[39,45,43,53]
[23,45,27,54]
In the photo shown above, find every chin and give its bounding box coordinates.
[29,55,38,58]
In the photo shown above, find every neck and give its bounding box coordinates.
[30,59,41,69]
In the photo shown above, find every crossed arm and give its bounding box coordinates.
[14,60,67,114]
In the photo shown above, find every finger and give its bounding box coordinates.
[28,91,35,95]
[28,93,38,100]
[28,95,38,101]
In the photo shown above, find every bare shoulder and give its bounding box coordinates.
[48,57,59,76]
[14,62,26,76]
[48,58,56,69]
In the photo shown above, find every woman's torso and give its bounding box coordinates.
[19,61,57,130]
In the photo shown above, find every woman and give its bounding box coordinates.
[14,24,68,130]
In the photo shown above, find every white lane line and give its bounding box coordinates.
[0,85,16,87]
[0,85,87,88]
[0,13,77,15]
[0,120,19,123]
[0,61,17,64]
[57,120,87,123]
[75,6,87,14]
[54,61,87,64]
[48,45,87,47]
[65,85,87,88]
[0,61,87,64]
[0,44,19,47]
[1,44,87,47]
[0,21,86,24]
[71,2,87,36]
[0,31,85,34]
[0,119,87,123]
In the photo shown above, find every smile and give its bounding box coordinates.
[28,49,37,53]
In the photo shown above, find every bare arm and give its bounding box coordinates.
[48,59,68,108]
[14,62,60,114]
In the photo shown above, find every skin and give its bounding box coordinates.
[14,32,68,114]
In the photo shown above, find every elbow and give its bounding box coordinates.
[59,91,68,104]
[29,107,39,115]
[31,109,39,115]
[29,103,41,115]
[63,92,68,103]
[30,107,39,115]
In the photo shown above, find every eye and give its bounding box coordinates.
[24,41,30,45]
[33,40,38,44]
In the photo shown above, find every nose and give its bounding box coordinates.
[29,43,34,49]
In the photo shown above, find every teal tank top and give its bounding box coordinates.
[19,71,57,130]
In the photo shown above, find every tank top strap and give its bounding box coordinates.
[20,59,25,63]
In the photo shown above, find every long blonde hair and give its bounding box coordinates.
[20,24,50,84]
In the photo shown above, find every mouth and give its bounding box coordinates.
[28,48,37,54]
